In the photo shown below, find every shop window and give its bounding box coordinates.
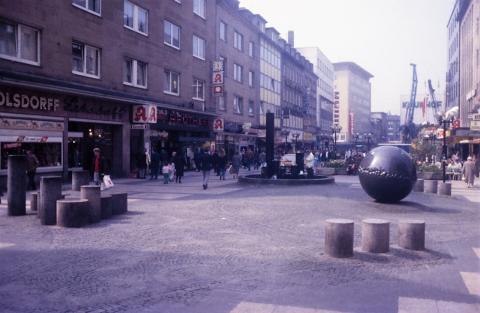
[1,142,62,170]
[192,78,205,101]
[72,40,100,78]
[0,20,40,65]
[233,96,243,114]
[164,69,180,95]
[164,20,180,49]
[193,0,206,18]
[124,0,148,35]
[123,57,147,88]
[72,0,101,15]
[192,35,205,60]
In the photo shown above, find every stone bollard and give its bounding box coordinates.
[361,219,390,253]
[7,155,27,216]
[398,220,425,250]
[30,192,39,211]
[325,219,354,258]
[80,185,101,223]
[111,193,128,215]
[38,176,63,225]
[423,180,438,194]
[72,170,90,191]
[413,179,424,192]
[57,199,90,228]
[101,195,113,219]
[437,181,452,196]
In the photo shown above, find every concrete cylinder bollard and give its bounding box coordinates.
[398,220,425,250]
[423,180,438,194]
[72,170,90,191]
[361,219,390,253]
[7,155,27,216]
[30,192,39,211]
[80,185,101,223]
[437,181,452,196]
[413,179,424,192]
[111,193,128,215]
[101,195,113,219]
[325,219,354,258]
[57,199,90,227]
[38,176,63,225]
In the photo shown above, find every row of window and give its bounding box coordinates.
[219,21,255,58]
[216,95,255,116]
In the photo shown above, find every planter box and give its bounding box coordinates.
[418,172,442,180]
[335,168,348,175]
[318,167,335,176]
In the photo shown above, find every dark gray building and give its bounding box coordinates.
[0,0,216,178]
[386,114,401,142]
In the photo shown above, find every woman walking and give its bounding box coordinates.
[217,149,228,180]
[174,151,185,183]
[231,151,242,179]
[462,156,477,188]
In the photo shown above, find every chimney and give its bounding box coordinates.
[288,31,294,47]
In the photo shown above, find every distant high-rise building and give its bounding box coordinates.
[370,112,388,144]
[297,47,335,149]
[333,62,373,142]
[386,114,401,142]
[446,0,461,111]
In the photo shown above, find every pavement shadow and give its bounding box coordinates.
[370,200,461,214]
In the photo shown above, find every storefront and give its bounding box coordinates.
[0,85,131,183]
[214,121,259,159]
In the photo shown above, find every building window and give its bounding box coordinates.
[123,58,147,88]
[164,20,180,49]
[192,78,205,101]
[164,70,180,95]
[233,63,243,83]
[234,31,243,51]
[248,100,254,116]
[217,95,226,111]
[233,96,243,114]
[0,21,40,65]
[72,41,100,78]
[193,35,205,60]
[219,21,226,41]
[124,0,148,35]
[248,41,254,57]
[72,0,101,15]
[193,0,206,18]
[248,71,254,87]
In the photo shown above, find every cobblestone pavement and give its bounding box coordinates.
[0,171,479,313]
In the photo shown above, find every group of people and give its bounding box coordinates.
[136,149,185,184]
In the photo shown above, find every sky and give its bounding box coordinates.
[240,0,456,115]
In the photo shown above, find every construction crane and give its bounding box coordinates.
[427,79,439,117]
[402,63,418,143]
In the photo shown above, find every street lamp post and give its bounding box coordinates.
[293,133,300,153]
[353,133,360,154]
[437,115,454,183]
[280,130,290,154]
[366,132,372,151]
[331,125,342,159]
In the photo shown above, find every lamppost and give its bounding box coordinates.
[280,130,290,154]
[365,132,372,151]
[293,133,300,153]
[353,133,360,154]
[437,114,454,183]
[331,125,342,159]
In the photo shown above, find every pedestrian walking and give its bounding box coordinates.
[231,151,241,179]
[25,150,39,190]
[462,156,477,188]
[91,147,105,186]
[212,150,219,176]
[217,149,227,180]
[136,150,147,179]
[173,151,185,183]
[162,163,170,184]
[150,149,160,180]
[304,150,315,178]
[199,147,213,190]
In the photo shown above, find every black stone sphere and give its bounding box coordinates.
[358,146,417,203]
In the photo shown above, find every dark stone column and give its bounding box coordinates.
[39,176,63,225]
[398,220,425,250]
[56,199,89,227]
[80,185,101,223]
[361,218,390,253]
[265,112,275,178]
[30,192,38,211]
[111,193,128,215]
[101,195,113,219]
[7,155,27,216]
[325,219,354,258]
[72,170,90,191]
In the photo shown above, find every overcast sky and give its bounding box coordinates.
[240,0,455,115]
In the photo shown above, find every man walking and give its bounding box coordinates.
[91,148,104,186]
[25,150,39,190]
[199,147,213,190]
[150,149,160,180]
[462,156,477,188]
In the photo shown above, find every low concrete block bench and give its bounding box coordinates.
[80,185,101,223]
[437,181,452,196]
[111,193,128,215]
[413,179,424,192]
[39,176,63,225]
[30,192,39,211]
[423,180,438,194]
[72,170,90,191]
[56,199,89,228]
[101,195,113,219]
[398,220,425,250]
[361,219,390,253]
[325,219,354,258]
